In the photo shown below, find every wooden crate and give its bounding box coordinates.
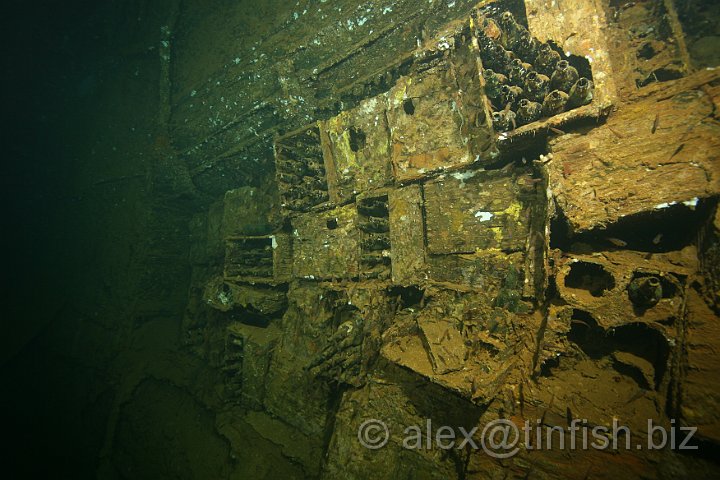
[470,0,616,150]
[553,249,693,331]
[319,95,393,204]
[547,71,720,234]
[424,168,535,254]
[426,250,527,292]
[292,204,360,280]
[274,124,331,213]
[224,234,292,284]
[222,187,280,237]
[388,184,428,285]
[356,190,392,280]
[386,30,495,182]
[422,166,544,293]
[225,323,280,408]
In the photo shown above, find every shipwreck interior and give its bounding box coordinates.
[4,0,720,478]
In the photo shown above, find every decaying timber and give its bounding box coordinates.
[548,69,720,234]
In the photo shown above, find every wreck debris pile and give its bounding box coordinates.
[183,0,720,477]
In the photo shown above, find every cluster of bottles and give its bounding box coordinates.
[357,196,391,279]
[475,11,594,132]
[223,332,244,398]
[226,238,274,278]
[276,128,330,212]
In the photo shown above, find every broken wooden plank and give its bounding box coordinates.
[682,289,720,443]
[548,86,720,233]
[389,184,427,285]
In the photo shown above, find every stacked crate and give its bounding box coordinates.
[224,234,292,284]
[274,2,594,290]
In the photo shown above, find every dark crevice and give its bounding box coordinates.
[388,286,425,309]
[318,384,347,475]
[569,314,670,389]
[556,199,710,254]
[403,98,415,115]
[348,126,366,152]
[564,261,615,297]
[538,355,560,377]
[228,306,273,328]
